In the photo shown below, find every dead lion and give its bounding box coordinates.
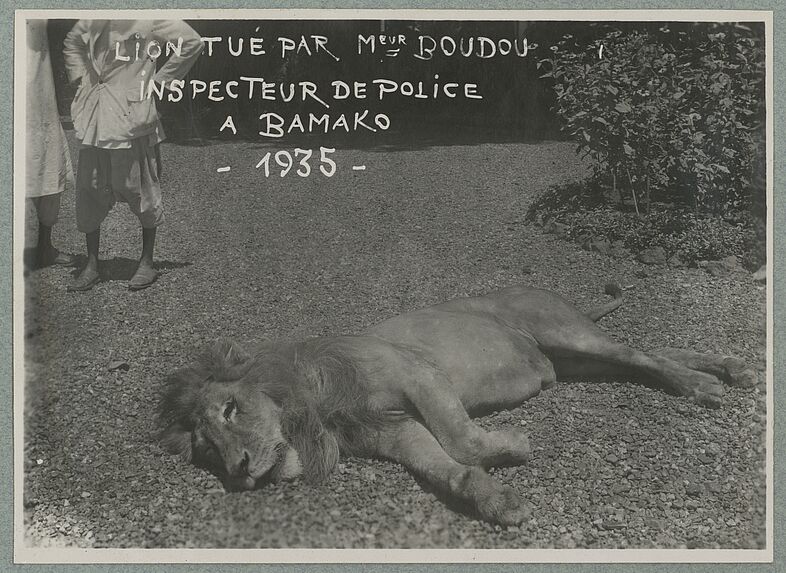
[158,284,756,525]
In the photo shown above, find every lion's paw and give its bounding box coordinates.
[722,357,758,388]
[477,484,531,526]
[687,372,724,409]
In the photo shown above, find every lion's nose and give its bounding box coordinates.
[239,450,250,474]
[228,450,251,476]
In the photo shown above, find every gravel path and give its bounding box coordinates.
[22,137,767,549]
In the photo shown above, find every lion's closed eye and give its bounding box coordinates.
[223,397,238,422]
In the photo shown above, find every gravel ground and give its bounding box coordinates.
[22,135,767,549]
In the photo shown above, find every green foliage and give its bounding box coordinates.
[527,181,761,267]
[538,24,766,214]
[525,179,609,217]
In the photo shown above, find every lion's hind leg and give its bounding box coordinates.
[542,328,725,408]
[653,348,758,388]
[374,418,530,526]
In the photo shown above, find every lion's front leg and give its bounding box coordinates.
[374,418,530,526]
[401,367,530,468]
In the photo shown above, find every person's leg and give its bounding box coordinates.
[83,229,100,275]
[32,193,73,267]
[36,223,60,266]
[70,148,112,291]
[116,140,163,290]
[128,226,157,290]
[68,229,101,291]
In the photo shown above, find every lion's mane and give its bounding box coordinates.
[158,338,388,482]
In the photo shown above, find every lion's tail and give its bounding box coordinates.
[586,282,624,322]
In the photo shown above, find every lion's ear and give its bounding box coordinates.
[159,423,193,462]
[219,338,251,366]
[205,338,252,380]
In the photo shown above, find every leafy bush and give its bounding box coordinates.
[538,24,765,215]
[527,181,758,266]
[525,179,609,220]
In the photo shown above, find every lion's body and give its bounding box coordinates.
[159,284,756,525]
[348,287,557,415]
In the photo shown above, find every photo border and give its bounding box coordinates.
[4,5,780,570]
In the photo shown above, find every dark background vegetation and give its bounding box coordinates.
[531,21,766,269]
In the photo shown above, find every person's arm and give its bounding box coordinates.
[151,20,204,85]
[62,20,91,85]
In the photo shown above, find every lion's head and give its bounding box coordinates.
[157,338,384,489]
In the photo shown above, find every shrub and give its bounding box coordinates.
[527,181,756,266]
[538,24,766,215]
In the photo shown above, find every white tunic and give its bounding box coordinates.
[63,20,203,149]
[26,20,74,198]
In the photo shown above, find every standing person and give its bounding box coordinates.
[63,20,203,291]
[26,19,75,269]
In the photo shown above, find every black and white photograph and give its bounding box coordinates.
[13,9,772,562]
